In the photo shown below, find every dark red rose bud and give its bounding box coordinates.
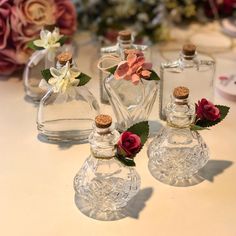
[196,98,220,121]
[117,131,141,158]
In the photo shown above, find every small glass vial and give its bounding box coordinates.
[100,30,151,104]
[37,52,100,142]
[74,115,141,220]
[159,43,215,120]
[148,87,209,186]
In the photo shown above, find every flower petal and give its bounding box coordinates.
[131,73,140,85]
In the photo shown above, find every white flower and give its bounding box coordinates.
[33,27,63,50]
[48,62,81,93]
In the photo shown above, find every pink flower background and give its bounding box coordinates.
[0,0,77,76]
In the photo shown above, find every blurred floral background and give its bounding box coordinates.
[1,0,236,75]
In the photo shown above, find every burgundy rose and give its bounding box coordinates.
[117,131,141,158]
[55,0,77,36]
[196,98,220,121]
[0,0,12,50]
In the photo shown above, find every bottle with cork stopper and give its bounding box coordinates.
[37,51,100,143]
[74,114,141,220]
[23,34,58,103]
[99,29,151,104]
[159,43,215,120]
[148,86,209,186]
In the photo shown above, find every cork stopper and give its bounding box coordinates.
[95,115,112,128]
[118,30,132,41]
[182,43,196,56]
[56,52,72,65]
[173,86,189,99]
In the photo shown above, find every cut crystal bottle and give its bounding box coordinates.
[159,43,215,120]
[148,87,209,186]
[37,52,100,142]
[74,115,140,220]
[100,30,151,104]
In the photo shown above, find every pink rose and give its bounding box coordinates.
[117,131,141,158]
[0,0,12,50]
[11,0,56,46]
[196,98,220,121]
[55,0,77,35]
[114,50,152,85]
[0,48,21,75]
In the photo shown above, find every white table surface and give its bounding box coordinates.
[0,32,236,236]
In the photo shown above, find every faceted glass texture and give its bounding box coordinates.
[105,75,158,131]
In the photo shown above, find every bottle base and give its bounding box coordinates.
[148,159,206,187]
[74,193,128,221]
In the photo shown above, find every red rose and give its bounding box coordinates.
[196,98,220,121]
[117,131,141,158]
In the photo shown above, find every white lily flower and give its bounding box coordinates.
[34,27,63,50]
[48,62,81,93]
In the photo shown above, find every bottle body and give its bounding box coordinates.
[73,122,140,217]
[104,74,158,131]
[37,86,100,142]
[159,52,215,120]
[23,49,56,102]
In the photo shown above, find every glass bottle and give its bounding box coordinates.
[37,52,100,142]
[148,87,209,186]
[159,43,215,120]
[74,115,141,220]
[100,30,151,104]
[23,47,56,102]
[104,49,158,132]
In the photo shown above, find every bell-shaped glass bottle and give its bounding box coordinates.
[159,43,215,120]
[100,30,151,104]
[74,115,141,220]
[148,87,209,186]
[103,49,158,132]
[23,27,78,102]
[37,52,100,142]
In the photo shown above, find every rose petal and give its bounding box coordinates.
[131,73,140,85]
[141,70,151,78]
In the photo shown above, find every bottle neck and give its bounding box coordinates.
[118,36,134,59]
[179,51,198,67]
[89,124,120,159]
[166,97,195,128]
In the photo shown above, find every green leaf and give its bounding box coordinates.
[57,36,68,46]
[116,154,136,167]
[107,65,117,74]
[127,121,149,145]
[196,105,230,128]
[41,69,52,82]
[27,41,44,51]
[77,73,91,86]
[190,124,209,131]
[148,69,160,81]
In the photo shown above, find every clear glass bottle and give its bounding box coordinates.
[37,52,100,142]
[74,115,141,220]
[104,49,158,132]
[159,43,215,120]
[148,87,209,186]
[23,48,56,102]
[100,30,151,104]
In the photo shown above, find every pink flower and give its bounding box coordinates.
[114,50,152,85]
[0,0,12,50]
[117,131,141,158]
[196,99,220,121]
[55,0,77,35]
